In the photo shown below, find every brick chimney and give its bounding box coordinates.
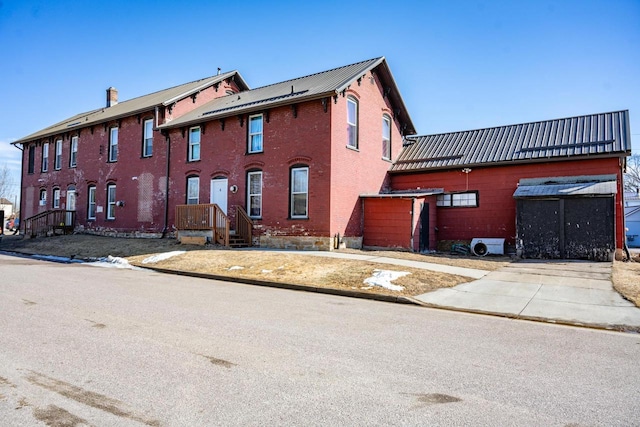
[106,87,118,107]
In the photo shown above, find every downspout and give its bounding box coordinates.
[409,197,415,252]
[161,129,171,238]
[621,156,631,261]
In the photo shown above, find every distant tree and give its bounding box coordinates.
[624,154,640,192]
[0,163,14,201]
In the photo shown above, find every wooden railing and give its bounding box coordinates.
[175,204,229,246]
[23,210,76,238]
[235,205,253,247]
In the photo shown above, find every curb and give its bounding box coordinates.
[132,263,421,306]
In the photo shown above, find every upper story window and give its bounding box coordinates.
[143,119,153,157]
[347,96,358,149]
[107,183,117,219]
[87,185,96,220]
[248,114,263,153]
[70,136,78,167]
[290,166,309,219]
[42,142,49,172]
[186,176,199,204]
[436,191,479,208]
[39,189,47,207]
[28,145,35,174]
[247,171,262,218]
[382,115,391,160]
[188,127,201,161]
[54,139,62,170]
[109,127,118,162]
[52,188,61,209]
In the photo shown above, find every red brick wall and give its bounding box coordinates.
[390,158,626,248]
[330,70,404,239]
[363,198,412,248]
[166,100,333,237]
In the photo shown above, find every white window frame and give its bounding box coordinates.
[107,184,116,219]
[54,139,62,170]
[382,115,391,160]
[52,188,60,209]
[70,136,78,167]
[347,97,358,148]
[109,127,118,162]
[248,114,263,153]
[186,176,199,205]
[247,171,262,218]
[39,189,47,207]
[143,119,153,157]
[436,191,478,208]
[88,185,96,220]
[290,167,309,219]
[188,127,201,161]
[42,142,49,172]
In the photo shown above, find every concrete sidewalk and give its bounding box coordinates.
[414,259,640,332]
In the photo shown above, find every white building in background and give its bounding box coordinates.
[625,191,640,248]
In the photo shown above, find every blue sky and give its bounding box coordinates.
[1,0,639,205]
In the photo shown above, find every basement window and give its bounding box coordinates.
[436,191,479,208]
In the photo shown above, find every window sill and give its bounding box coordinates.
[246,150,264,155]
[187,159,201,163]
[382,157,392,162]
[288,217,309,220]
[346,145,359,152]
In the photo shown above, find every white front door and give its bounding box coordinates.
[210,178,228,215]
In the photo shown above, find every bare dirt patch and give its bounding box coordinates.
[612,259,640,307]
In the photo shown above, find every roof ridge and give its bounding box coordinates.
[245,57,382,92]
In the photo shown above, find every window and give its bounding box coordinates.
[70,136,78,167]
[186,176,199,205]
[53,188,60,208]
[247,171,262,218]
[143,119,153,157]
[28,145,35,174]
[107,184,116,219]
[248,114,263,153]
[54,139,62,170]
[290,166,309,218]
[347,96,358,148]
[382,115,391,160]
[39,189,47,207]
[188,127,200,161]
[436,192,479,207]
[109,127,118,162]
[42,142,49,172]
[87,185,96,220]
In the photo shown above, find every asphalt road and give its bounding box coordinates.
[1,253,639,426]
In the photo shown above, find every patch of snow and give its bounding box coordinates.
[141,251,186,264]
[84,255,138,269]
[363,269,410,291]
[32,254,77,263]
[228,266,244,271]
[261,269,272,274]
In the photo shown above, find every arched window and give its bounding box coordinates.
[39,189,47,207]
[186,175,200,205]
[347,96,358,148]
[52,188,61,209]
[382,115,392,160]
[106,183,116,219]
[87,185,97,220]
[247,170,262,218]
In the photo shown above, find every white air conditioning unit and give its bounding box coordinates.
[471,238,505,256]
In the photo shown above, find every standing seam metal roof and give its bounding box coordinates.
[392,110,631,172]
[14,71,247,144]
[159,57,416,134]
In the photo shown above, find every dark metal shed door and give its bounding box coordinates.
[516,199,561,259]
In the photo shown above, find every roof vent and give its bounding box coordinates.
[217,67,221,76]
[106,87,118,107]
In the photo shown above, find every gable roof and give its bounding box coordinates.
[391,110,631,173]
[13,71,249,144]
[159,57,416,135]
[0,197,13,205]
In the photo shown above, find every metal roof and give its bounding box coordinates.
[392,110,631,173]
[14,71,248,144]
[513,175,617,198]
[159,57,416,135]
[360,189,444,198]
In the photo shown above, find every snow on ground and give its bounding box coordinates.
[141,251,186,264]
[363,269,410,291]
[83,255,138,269]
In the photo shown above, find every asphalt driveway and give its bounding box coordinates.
[415,259,640,331]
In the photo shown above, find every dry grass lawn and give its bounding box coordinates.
[0,233,505,297]
[612,255,640,306]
